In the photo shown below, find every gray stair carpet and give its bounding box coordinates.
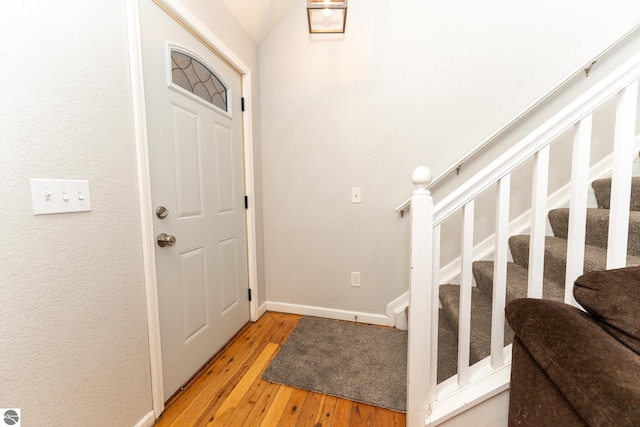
[508,235,640,285]
[472,260,565,303]
[548,208,640,256]
[437,309,458,383]
[439,285,513,365]
[591,176,640,210]
[435,174,640,383]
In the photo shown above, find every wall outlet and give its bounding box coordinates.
[351,188,361,203]
[350,272,360,287]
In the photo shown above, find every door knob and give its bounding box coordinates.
[157,233,176,247]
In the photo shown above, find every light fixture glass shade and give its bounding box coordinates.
[307,0,347,34]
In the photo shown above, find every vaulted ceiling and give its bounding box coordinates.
[221,0,296,44]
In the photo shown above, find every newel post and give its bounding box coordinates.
[407,166,434,427]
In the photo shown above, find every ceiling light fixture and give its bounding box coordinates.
[307,0,347,34]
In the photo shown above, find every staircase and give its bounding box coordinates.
[403,49,640,427]
[436,176,640,382]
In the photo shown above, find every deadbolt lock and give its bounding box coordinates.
[156,206,169,219]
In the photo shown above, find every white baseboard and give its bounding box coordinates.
[266,301,388,326]
[257,301,268,318]
[386,292,409,327]
[133,410,155,427]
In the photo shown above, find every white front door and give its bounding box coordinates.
[139,0,250,400]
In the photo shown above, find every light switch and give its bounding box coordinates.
[31,179,92,215]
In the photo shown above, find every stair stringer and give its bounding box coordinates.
[387,292,409,328]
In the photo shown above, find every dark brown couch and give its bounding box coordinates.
[506,266,640,426]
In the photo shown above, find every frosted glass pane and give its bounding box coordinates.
[171,50,227,111]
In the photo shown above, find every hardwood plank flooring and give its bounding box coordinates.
[154,312,406,426]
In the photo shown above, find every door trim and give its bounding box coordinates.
[125,0,260,418]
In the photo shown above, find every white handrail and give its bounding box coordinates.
[432,50,640,227]
[396,22,640,214]
[430,20,640,188]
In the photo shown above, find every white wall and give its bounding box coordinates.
[260,0,640,317]
[0,1,152,425]
[0,0,262,425]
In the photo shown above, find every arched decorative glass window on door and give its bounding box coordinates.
[170,49,228,112]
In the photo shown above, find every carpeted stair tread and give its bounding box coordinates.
[437,309,458,384]
[548,208,640,256]
[472,260,564,303]
[591,176,640,211]
[434,176,640,385]
[439,284,513,365]
[509,235,640,285]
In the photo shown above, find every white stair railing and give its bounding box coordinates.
[406,50,640,426]
[406,167,434,427]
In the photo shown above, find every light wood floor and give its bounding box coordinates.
[154,311,406,426]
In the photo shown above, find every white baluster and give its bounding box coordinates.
[458,199,474,387]
[429,224,441,403]
[607,80,638,269]
[565,115,592,305]
[407,166,433,427]
[491,174,510,368]
[527,145,550,298]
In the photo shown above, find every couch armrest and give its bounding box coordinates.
[506,298,640,427]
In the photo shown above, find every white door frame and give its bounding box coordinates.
[125,0,260,417]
